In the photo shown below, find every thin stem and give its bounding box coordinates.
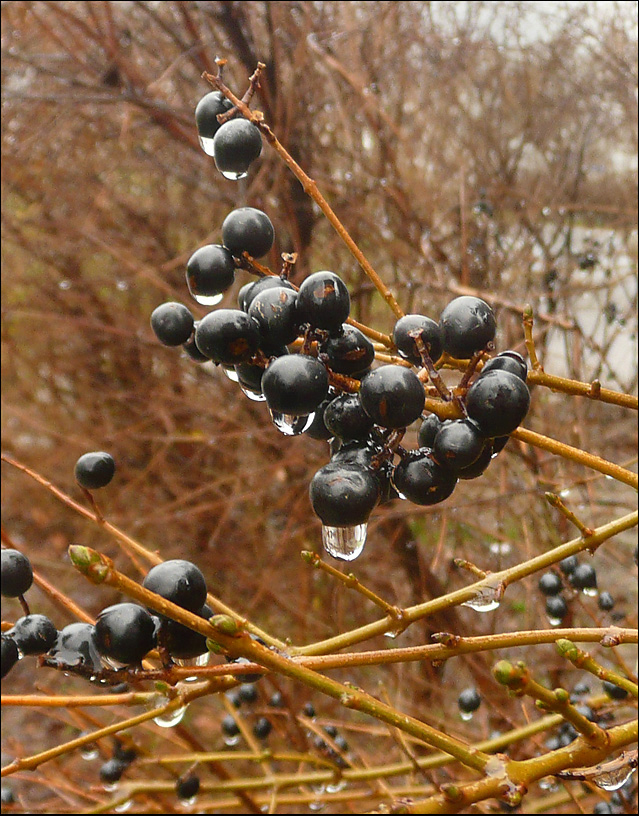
[555,640,638,697]
[545,492,595,537]
[202,68,405,320]
[292,511,638,655]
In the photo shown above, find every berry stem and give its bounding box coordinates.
[202,67,405,320]
[545,493,595,538]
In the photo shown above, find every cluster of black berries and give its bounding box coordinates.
[149,90,533,561]
[221,683,286,743]
[537,557,618,626]
[99,738,138,786]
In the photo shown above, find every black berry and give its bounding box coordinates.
[239,276,295,312]
[391,449,457,506]
[432,419,486,473]
[320,325,375,375]
[598,591,615,611]
[418,414,445,448]
[569,563,597,591]
[358,365,425,429]
[559,555,579,575]
[458,687,481,713]
[8,614,58,656]
[1,549,33,597]
[194,308,261,365]
[323,393,374,441]
[466,369,531,437]
[221,714,240,737]
[222,207,274,259]
[47,622,102,670]
[480,351,528,382]
[74,451,116,490]
[213,118,262,180]
[176,774,200,800]
[142,559,208,615]
[538,572,563,597]
[392,314,443,366]
[99,758,127,784]
[261,354,329,416]
[186,244,236,303]
[248,286,301,347]
[602,680,629,701]
[1,635,20,679]
[309,462,380,526]
[94,603,157,665]
[150,302,194,346]
[238,682,260,703]
[296,271,351,334]
[545,595,568,622]
[253,716,272,739]
[303,702,316,718]
[165,604,212,660]
[439,296,496,359]
[195,90,234,142]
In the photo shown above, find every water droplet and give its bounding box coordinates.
[198,135,216,156]
[542,207,551,216]
[583,587,599,597]
[194,293,224,306]
[174,653,210,668]
[309,803,325,813]
[538,778,559,792]
[269,410,315,436]
[326,780,346,793]
[223,366,240,382]
[115,800,132,813]
[59,280,72,290]
[116,280,129,291]
[221,170,248,181]
[223,734,240,747]
[593,764,637,791]
[322,523,368,561]
[489,542,512,556]
[240,384,266,401]
[15,646,24,660]
[547,616,563,626]
[154,704,187,728]
[81,746,99,761]
[559,489,571,498]
[605,474,614,480]
[462,581,502,612]
[103,782,119,793]
[460,711,474,721]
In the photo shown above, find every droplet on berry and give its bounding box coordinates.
[186,244,236,305]
[195,90,234,153]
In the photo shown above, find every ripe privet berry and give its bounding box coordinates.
[418,414,445,448]
[359,365,425,429]
[213,118,263,180]
[1,548,33,598]
[238,682,260,703]
[221,714,240,737]
[165,604,212,660]
[538,572,563,597]
[480,351,528,382]
[94,603,157,666]
[8,615,58,656]
[602,680,629,701]
[269,691,285,708]
[320,325,375,375]
[466,369,531,437]
[113,739,137,765]
[195,90,234,142]
[239,276,296,312]
[439,296,496,360]
[1,635,19,679]
[598,591,615,611]
[194,308,261,365]
[248,286,301,347]
[182,325,210,363]
[99,758,128,784]
[432,419,485,473]
[303,702,316,718]
[456,441,494,480]
[559,554,579,575]
[222,207,274,260]
[186,244,236,303]
[142,559,208,615]
[296,271,351,334]
[309,462,380,526]
[47,622,101,670]
[304,397,335,441]
[545,595,568,622]
[391,449,458,506]
[392,314,443,366]
[253,716,272,739]
[457,687,481,713]
[261,354,329,416]
[176,774,201,800]
[150,302,194,347]
[323,393,374,441]
[74,451,116,490]
[569,563,597,591]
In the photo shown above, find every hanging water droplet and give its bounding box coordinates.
[100,655,127,671]
[240,384,266,401]
[223,734,241,747]
[593,764,636,791]
[538,778,559,792]
[194,293,224,306]
[460,711,474,721]
[116,280,129,291]
[15,646,25,660]
[582,587,599,597]
[154,704,188,728]
[103,782,119,793]
[198,135,216,156]
[269,410,315,436]
[326,780,346,793]
[115,800,133,813]
[59,280,72,290]
[542,207,551,216]
[81,745,99,761]
[559,489,571,498]
[462,582,502,612]
[308,802,325,813]
[605,474,614,480]
[222,366,240,382]
[489,542,512,556]
[322,523,367,561]
[547,615,563,627]
[221,169,248,181]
